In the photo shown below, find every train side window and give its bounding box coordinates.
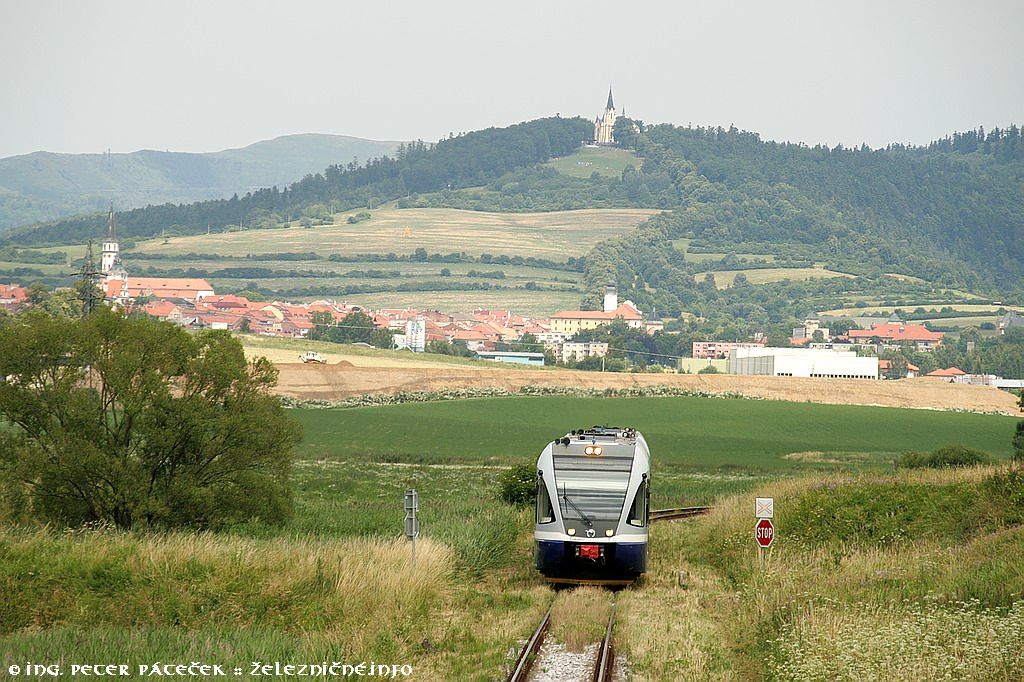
[627,480,647,527]
[536,478,554,524]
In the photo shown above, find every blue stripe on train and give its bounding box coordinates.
[535,540,647,573]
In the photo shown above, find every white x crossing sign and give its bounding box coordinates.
[755,497,774,519]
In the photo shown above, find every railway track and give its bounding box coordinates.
[507,597,618,682]
[507,603,553,682]
[649,505,713,521]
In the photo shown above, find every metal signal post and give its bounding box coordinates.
[404,489,419,565]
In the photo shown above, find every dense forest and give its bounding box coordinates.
[3,117,592,247]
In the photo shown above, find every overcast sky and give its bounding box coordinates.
[1,0,1022,158]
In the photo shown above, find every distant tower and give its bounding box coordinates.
[603,283,618,313]
[100,204,120,275]
[594,87,618,145]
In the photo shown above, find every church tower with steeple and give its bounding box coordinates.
[100,204,122,276]
[594,87,618,145]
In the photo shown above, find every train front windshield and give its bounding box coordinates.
[552,453,634,523]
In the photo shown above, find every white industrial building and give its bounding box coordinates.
[729,347,878,380]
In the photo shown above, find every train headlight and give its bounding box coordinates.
[605,529,614,537]
[566,527,576,536]
[584,445,603,457]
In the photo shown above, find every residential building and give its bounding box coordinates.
[107,277,214,302]
[846,323,944,351]
[549,301,643,334]
[561,342,609,363]
[0,283,28,312]
[692,340,767,359]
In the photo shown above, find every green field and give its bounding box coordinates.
[695,266,854,288]
[546,146,641,178]
[671,239,779,264]
[291,396,1016,470]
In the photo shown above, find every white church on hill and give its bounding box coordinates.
[593,88,618,145]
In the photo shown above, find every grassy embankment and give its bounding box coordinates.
[1,396,1020,679]
[619,466,1024,680]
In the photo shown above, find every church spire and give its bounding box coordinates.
[606,87,614,110]
[106,203,116,240]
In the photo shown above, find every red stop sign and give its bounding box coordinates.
[755,519,775,548]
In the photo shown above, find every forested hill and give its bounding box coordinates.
[634,123,1024,285]
[4,117,593,247]
[573,121,1024,317]
[0,134,400,231]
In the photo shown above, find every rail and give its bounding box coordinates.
[507,603,553,682]
[649,506,713,521]
[592,600,616,682]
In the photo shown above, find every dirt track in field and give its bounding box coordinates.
[271,362,1020,415]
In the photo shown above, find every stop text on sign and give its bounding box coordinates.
[755,518,774,548]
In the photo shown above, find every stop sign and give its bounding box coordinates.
[755,518,775,548]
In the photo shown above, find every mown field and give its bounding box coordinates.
[821,303,1009,316]
[3,395,1022,680]
[129,207,658,260]
[545,146,641,178]
[695,266,854,288]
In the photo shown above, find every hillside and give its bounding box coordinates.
[1,117,593,246]
[0,134,399,230]
[3,117,1022,334]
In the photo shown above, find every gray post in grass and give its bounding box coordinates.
[404,489,419,565]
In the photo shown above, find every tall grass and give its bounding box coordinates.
[550,587,611,652]
[617,465,1024,680]
[0,527,452,660]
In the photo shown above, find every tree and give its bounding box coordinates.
[0,309,301,529]
[885,356,909,379]
[1013,421,1024,462]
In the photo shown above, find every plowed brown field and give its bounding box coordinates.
[271,362,1019,415]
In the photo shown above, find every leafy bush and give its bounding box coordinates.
[897,444,995,469]
[498,463,536,508]
[697,364,720,374]
[0,309,301,530]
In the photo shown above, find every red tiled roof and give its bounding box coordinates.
[0,284,27,302]
[143,300,179,318]
[552,302,643,321]
[847,323,943,342]
[926,367,967,377]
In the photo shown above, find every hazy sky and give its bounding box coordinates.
[2,0,1022,158]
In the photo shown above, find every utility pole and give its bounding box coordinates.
[78,240,101,316]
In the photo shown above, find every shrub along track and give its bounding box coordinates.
[270,362,1018,415]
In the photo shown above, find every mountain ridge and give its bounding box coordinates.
[0,133,401,230]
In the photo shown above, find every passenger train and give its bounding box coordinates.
[534,426,650,584]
